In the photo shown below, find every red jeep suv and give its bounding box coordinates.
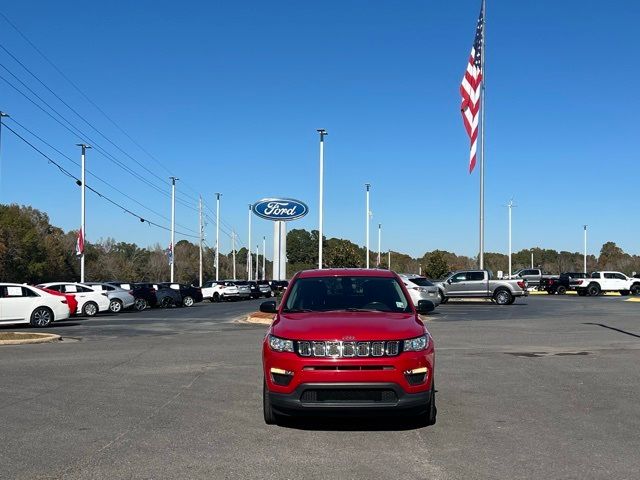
[261,269,436,425]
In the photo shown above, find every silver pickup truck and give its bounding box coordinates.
[434,270,529,305]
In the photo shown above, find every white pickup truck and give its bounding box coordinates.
[574,271,640,296]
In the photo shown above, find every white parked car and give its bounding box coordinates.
[202,280,241,302]
[398,274,441,308]
[37,282,111,316]
[0,283,70,327]
[574,271,640,296]
[83,282,136,313]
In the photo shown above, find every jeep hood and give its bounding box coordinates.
[272,311,425,341]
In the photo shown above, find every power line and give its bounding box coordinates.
[0,11,181,180]
[3,122,199,239]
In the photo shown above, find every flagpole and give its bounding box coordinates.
[76,143,90,283]
[479,0,486,269]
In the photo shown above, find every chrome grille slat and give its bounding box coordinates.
[296,340,401,358]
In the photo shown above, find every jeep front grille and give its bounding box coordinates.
[296,340,401,358]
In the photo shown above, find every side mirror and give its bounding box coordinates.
[447,279,452,284]
[416,300,435,314]
[260,300,277,314]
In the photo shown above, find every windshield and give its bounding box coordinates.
[283,276,411,313]
[408,277,435,287]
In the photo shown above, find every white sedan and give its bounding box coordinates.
[37,282,110,317]
[0,283,70,327]
[397,274,441,308]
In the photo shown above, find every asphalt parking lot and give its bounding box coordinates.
[1,296,639,480]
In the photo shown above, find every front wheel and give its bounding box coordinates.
[109,299,123,313]
[134,298,147,311]
[212,293,221,303]
[494,289,513,305]
[418,385,437,427]
[556,286,567,295]
[182,295,194,307]
[82,301,98,317]
[30,307,53,327]
[263,379,279,425]
[631,285,640,296]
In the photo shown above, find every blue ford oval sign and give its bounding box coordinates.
[252,198,308,222]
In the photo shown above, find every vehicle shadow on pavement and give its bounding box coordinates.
[276,415,431,432]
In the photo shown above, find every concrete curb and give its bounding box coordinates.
[625,297,640,303]
[0,332,61,346]
[245,312,275,325]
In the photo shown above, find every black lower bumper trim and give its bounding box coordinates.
[269,382,431,413]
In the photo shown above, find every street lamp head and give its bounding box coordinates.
[75,143,92,149]
[317,129,327,136]
[0,111,9,117]
[365,183,371,191]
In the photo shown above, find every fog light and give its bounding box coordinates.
[270,367,294,386]
[404,367,428,386]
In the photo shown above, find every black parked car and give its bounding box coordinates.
[133,282,182,308]
[247,281,261,299]
[158,283,203,307]
[107,281,158,311]
[269,280,289,294]
[540,272,589,295]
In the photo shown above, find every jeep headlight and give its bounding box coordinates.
[403,334,430,352]
[268,335,294,353]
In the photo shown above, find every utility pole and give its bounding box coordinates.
[377,223,382,268]
[262,236,266,280]
[317,129,327,269]
[583,225,588,274]
[215,193,221,281]
[76,143,91,283]
[169,176,178,282]
[531,251,534,268]
[365,183,371,268]
[507,199,515,278]
[0,111,9,200]
[232,229,237,280]
[247,204,252,280]
[199,196,203,287]
[388,250,391,271]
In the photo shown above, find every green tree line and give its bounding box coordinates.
[2,204,639,283]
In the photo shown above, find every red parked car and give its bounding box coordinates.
[261,269,436,426]
[37,287,78,316]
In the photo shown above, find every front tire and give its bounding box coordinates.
[30,307,53,327]
[631,284,640,296]
[494,289,513,305]
[134,298,147,311]
[182,295,194,307]
[109,299,123,313]
[263,379,279,425]
[556,286,567,295]
[82,301,98,317]
[212,292,221,303]
[418,385,437,427]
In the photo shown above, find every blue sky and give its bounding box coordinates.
[1,0,639,259]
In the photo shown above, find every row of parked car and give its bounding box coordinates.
[539,271,640,296]
[0,279,290,328]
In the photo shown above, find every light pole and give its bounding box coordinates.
[76,143,91,282]
[199,196,203,287]
[317,129,327,269]
[247,204,252,280]
[262,236,266,280]
[169,176,178,282]
[377,223,382,268]
[583,225,588,274]
[0,111,9,200]
[215,193,221,281]
[232,229,237,280]
[507,199,515,278]
[255,245,259,280]
[365,183,371,268]
[388,249,391,271]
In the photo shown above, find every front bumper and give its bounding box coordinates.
[269,382,432,413]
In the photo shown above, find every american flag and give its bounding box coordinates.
[166,243,173,265]
[460,4,484,174]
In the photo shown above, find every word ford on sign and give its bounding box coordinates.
[252,198,309,221]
